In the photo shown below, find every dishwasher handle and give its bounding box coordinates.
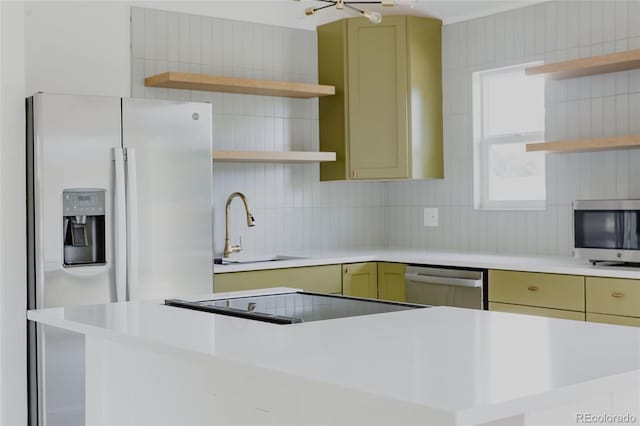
[404,272,483,288]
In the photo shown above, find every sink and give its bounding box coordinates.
[214,255,307,265]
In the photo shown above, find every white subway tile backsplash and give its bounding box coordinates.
[545,206,558,255]
[524,7,536,56]
[591,73,604,98]
[167,13,179,62]
[579,154,592,199]
[578,1,591,47]
[131,8,145,59]
[144,9,157,60]
[591,1,603,45]
[602,96,616,136]
[578,75,591,100]
[630,2,640,39]
[578,98,591,138]
[616,71,629,95]
[629,151,640,198]
[602,1,616,42]
[590,97,604,137]
[534,4,545,54]
[615,1,629,41]
[178,14,190,63]
[566,100,579,138]
[630,93,640,134]
[567,2,580,48]
[200,17,212,65]
[484,16,496,64]
[557,206,571,256]
[556,1,568,50]
[616,38,629,53]
[616,94,629,136]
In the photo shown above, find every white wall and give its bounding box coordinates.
[25,1,131,97]
[384,0,640,256]
[0,2,27,425]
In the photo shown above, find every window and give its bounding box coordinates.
[473,63,546,210]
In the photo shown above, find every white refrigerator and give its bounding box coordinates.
[26,93,213,426]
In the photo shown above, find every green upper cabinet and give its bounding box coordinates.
[318,16,443,181]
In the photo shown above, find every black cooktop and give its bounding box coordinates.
[165,291,426,325]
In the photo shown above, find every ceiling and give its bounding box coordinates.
[134,1,548,30]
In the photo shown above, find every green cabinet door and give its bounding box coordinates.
[377,262,406,302]
[343,262,378,299]
[318,16,443,181]
[347,17,409,180]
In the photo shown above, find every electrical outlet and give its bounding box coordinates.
[423,208,438,227]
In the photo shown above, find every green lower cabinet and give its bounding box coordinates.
[214,265,342,294]
[377,263,406,302]
[343,263,378,299]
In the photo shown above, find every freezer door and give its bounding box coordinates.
[122,98,213,299]
[28,94,122,426]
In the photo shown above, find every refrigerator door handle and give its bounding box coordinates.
[125,148,139,301]
[114,147,127,303]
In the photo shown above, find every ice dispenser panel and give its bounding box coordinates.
[63,189,106,267]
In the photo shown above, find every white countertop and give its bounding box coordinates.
[214,249,640,279]
[28,288,640,424]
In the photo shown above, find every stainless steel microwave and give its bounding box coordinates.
[573,200,640,264]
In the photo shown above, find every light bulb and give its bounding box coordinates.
[305,7,316,16]
[363,10,383,24]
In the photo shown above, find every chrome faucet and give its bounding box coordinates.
[224,192,255,258]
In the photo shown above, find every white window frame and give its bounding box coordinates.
[473,63,545,211]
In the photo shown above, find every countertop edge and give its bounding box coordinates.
[213,250,640,279]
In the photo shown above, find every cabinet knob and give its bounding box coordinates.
[611,292,625,299]
[351,169,357,179]
[527,286,539,292]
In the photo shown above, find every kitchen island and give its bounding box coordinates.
[28,288,640,426]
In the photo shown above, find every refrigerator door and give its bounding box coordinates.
[121,98,213,299]
[32,93,121,307]
[28,94,122,426]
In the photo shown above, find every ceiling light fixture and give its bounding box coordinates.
[296,0,394,24]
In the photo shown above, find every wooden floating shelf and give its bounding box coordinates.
[526,135,640,153]
[145,72,335,98]
[213,150,337,163]
[526,48,640,80]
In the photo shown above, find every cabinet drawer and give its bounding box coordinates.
[586,277,640,318]
[214,265,342,294]
[489,302,585,321]
[587,312,640,327]
[489,270,585,311]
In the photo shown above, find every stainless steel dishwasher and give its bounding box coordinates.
[405,266,484,309]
